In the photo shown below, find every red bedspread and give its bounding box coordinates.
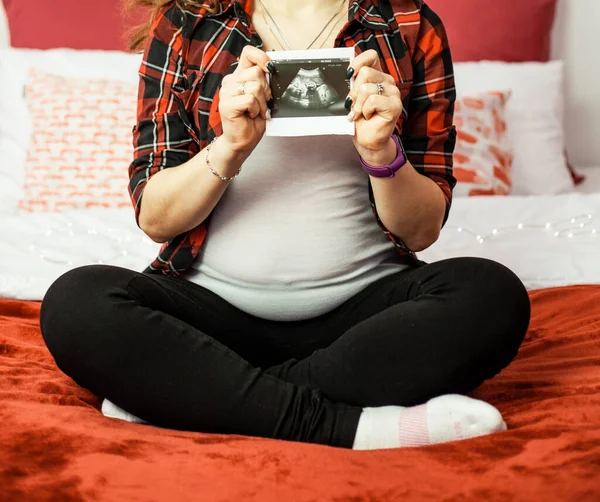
[1,286,599,501]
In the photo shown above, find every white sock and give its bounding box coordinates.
[101,398,148,424]
[352,394,507,450]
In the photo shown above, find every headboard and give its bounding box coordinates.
[1,0,598,167]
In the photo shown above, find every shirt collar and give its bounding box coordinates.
[348,0,393,31]
[208,0,393,32]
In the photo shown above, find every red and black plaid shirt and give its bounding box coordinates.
[129,0,457,275]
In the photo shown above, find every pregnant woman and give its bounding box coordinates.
[40,0,531,450]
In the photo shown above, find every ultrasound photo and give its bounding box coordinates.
[270,59,350,119]
[265,48,355,137]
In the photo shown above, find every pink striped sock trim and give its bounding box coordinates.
[398,403,430,447]
[454,420,464,439]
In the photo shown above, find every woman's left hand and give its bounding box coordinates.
[347,50,403,165]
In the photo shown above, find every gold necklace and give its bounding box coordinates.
[259,4,287,51]
[315,11,344,49]
[257,0,347,51]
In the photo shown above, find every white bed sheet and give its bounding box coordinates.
[420,193,600,290]
[0,209,157,300]
[1,193,600,301]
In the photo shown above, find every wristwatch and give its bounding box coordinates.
[360,134,407,178]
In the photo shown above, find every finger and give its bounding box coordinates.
[351,82,393,119]
[346,68,395,113]
[237,45,274,75]
[349,67,394,99]
[222,94,262,120]
[351,82,400,121]
[346,49,382,81]
[361,94,402,121]
[224,66,272,100]
[242,81,269,119]
[238,66,272,99]
[222,77,269,119]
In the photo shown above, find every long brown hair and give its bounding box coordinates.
[125,0,221,52]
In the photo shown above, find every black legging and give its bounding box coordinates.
[40,257,530,448]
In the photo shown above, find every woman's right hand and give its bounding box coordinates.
[218,46,273,158]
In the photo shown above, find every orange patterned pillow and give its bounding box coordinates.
[453,91,513,197]
[18,69,137,212]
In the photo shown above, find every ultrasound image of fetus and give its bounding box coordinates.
[281,68,339,109]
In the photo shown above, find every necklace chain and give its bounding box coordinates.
[257,0,347,51]
[259,4,287,51]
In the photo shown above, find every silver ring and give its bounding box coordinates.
[237,82,246,96]
[376,83,384,95]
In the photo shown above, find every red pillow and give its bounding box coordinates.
[426,0,558,63]
[2,0,144,51]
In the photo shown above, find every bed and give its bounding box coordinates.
[1,192,600,501]
[1,1,600,501]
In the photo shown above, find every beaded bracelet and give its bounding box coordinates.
[205,136,242,182]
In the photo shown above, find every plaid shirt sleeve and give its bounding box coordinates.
[400,2,457,226]
[128,6,199,226]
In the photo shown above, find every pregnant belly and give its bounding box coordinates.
[197,204,399,288]
[198,222,369,286]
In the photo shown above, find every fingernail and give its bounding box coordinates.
[267,98,274,110]
[344,96,353,110]
[346,67,354,80]
[267,62,276,74]
[266,109,272,120]
[347,109,354,122]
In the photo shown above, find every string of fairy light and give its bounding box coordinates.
[28,217,155,266]
[446,214,597,244]
[27,212,597,266]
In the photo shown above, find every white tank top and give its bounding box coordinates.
[182,134,408,321]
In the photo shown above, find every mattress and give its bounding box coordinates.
[420,192,600,290]
[1,193,600,300]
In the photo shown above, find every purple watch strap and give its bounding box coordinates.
[360,135,407,178]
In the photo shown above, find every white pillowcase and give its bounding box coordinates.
[454,61,572,196]
[0,48,142,212]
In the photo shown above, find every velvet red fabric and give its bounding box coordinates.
[1,286,600,501]
[2,0,144,50]
[427,0,558,63]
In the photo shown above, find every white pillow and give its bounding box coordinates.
[454,61,572,196]
[0,48,142,212]
[0,48,143,81]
